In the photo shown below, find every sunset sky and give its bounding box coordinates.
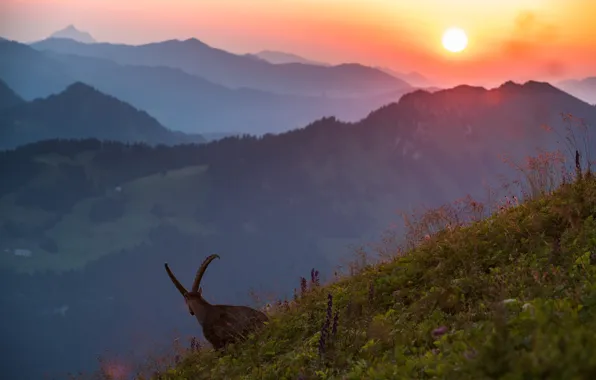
[2,0,595,86]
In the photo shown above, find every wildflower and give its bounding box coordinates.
[189,337,201,352]
[300,277,307,296]
[368,282,375,303]
[332,310,339,338]
[318,293,334,357]
[432,326,448,338]
[311,268,320,287]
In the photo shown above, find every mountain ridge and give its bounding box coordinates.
[0,78,24,110]
[0,39,75,99]
[1,39,413,134]
[30,37,412,96]
[0,81,205,149]
[250,50,330,66]
[394,80,587,112]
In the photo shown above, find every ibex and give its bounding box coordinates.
[164,254,269,350]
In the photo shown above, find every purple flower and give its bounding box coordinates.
[432,326,448,338]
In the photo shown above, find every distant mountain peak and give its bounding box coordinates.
[396,83,487,106]
[253,50,329,66]
[63,81,99,94]
[498,80,563,95]
[183,37,208,45]
[150,38,211,50]
[0,81,205,149]
[448,84,487,93]
[44,82,136,112]
[49,25,96,44]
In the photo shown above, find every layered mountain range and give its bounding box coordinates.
[0,37,416,135]
[0,80,205,149]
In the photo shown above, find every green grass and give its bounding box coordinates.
[45,164,211,273]
[122,165,210,220]
[0,163,212,274]
[147,174,596,380]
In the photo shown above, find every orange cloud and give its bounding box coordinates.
[500,10,558,58]
[541,60,567,78]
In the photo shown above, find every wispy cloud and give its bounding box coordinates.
[500,11,558,58]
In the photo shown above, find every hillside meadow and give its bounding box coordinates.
[66,132,596,380]
[2,86,593,379]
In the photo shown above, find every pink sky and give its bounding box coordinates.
[2,0,595,86]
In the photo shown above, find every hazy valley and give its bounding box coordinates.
[1,37,415,136]
[557,77,596,106]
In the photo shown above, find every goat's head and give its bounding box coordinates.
[164,254,220,323]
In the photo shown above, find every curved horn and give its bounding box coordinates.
[192,254,220,292]
[164,263,188,296]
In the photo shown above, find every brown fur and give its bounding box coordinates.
[164,254,268,350]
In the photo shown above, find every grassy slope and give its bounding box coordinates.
[159,175,596,380]
[0,151,211,273]
[0,148,396,275]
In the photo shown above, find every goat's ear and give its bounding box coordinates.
[198,286,203,295]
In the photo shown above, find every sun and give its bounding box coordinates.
[442,27,468,53]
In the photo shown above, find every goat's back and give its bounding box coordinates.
[202,304,268,349]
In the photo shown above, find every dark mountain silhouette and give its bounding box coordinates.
[369,80,596,164]
[1,39,412,134]
[556,77,596,105]
[249,50,329,66]
[30,37,412,96]
[0,82,205,149]
[1,80,595,380]
[0,79,24,110]
[48,25,96,44]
